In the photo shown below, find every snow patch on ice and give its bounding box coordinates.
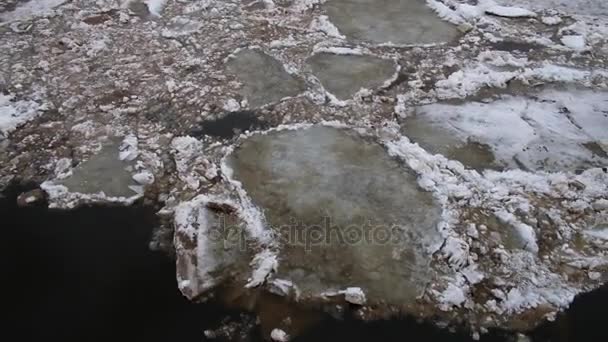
[495,210,539,253]
[41,182,142,209]
[291,0,325,12]
[0,93,43,140]
[561,35,587,51]
[436,55,605,99]
[145,0,167,17]
[485,5,536,18]
[119,135,139,161]
[340,287,367,305]
[585,228,608,241]
[132,170,155,185]
[246,249,278,287]
[310,15,345,39]
[414,89,608,171]
[270,328,290,342]
[0,0,66,23]
[439,283,467,309]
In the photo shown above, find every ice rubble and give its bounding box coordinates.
[383,127,608,323]
[173,122,608,330]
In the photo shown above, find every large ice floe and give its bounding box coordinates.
[1,0,608,339]
[227,126,442,304]
[323,0,460,45]
[403,88,608,172]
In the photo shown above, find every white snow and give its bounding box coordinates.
[223,98,241,112]
[246,249,278,288]
[270,328,290,342]
[54,157,73,179]
[593,199,608,211]
[132,170,155,185]
[415,98,536,158]
[291,0,325,12]
[495,210,539,253]
[0,0,66,23]
[435,54,605,99]
[340,287,367,305]
[561,35,587,51]
[174,195,222,294]
[118,135,139,161]
[41,181,142,209]
[485,5,536,18]
[430,0,536,22]
[439,283,467,309]
[415,89,608,171]
[310,15,345,39]
[268,278,299,297]
[585,228,608,240]
[145,0,168,17]
[171,136,204,190]
[312,46,365,56]
[493,0,608,16]
[427,0,468,24]
[541,16,562,26]
[221,150,278,244]
[0,93,42,139]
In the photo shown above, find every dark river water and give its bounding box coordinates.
[2,183,608,342]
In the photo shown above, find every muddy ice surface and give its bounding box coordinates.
[228,126,442,305]
[59,141,139,197]
[308,53,396,100]
[226,49,305,108]
[323,0,460,45]
[403,89,608,172]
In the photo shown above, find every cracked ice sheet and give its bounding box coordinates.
[410,88,608,172]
